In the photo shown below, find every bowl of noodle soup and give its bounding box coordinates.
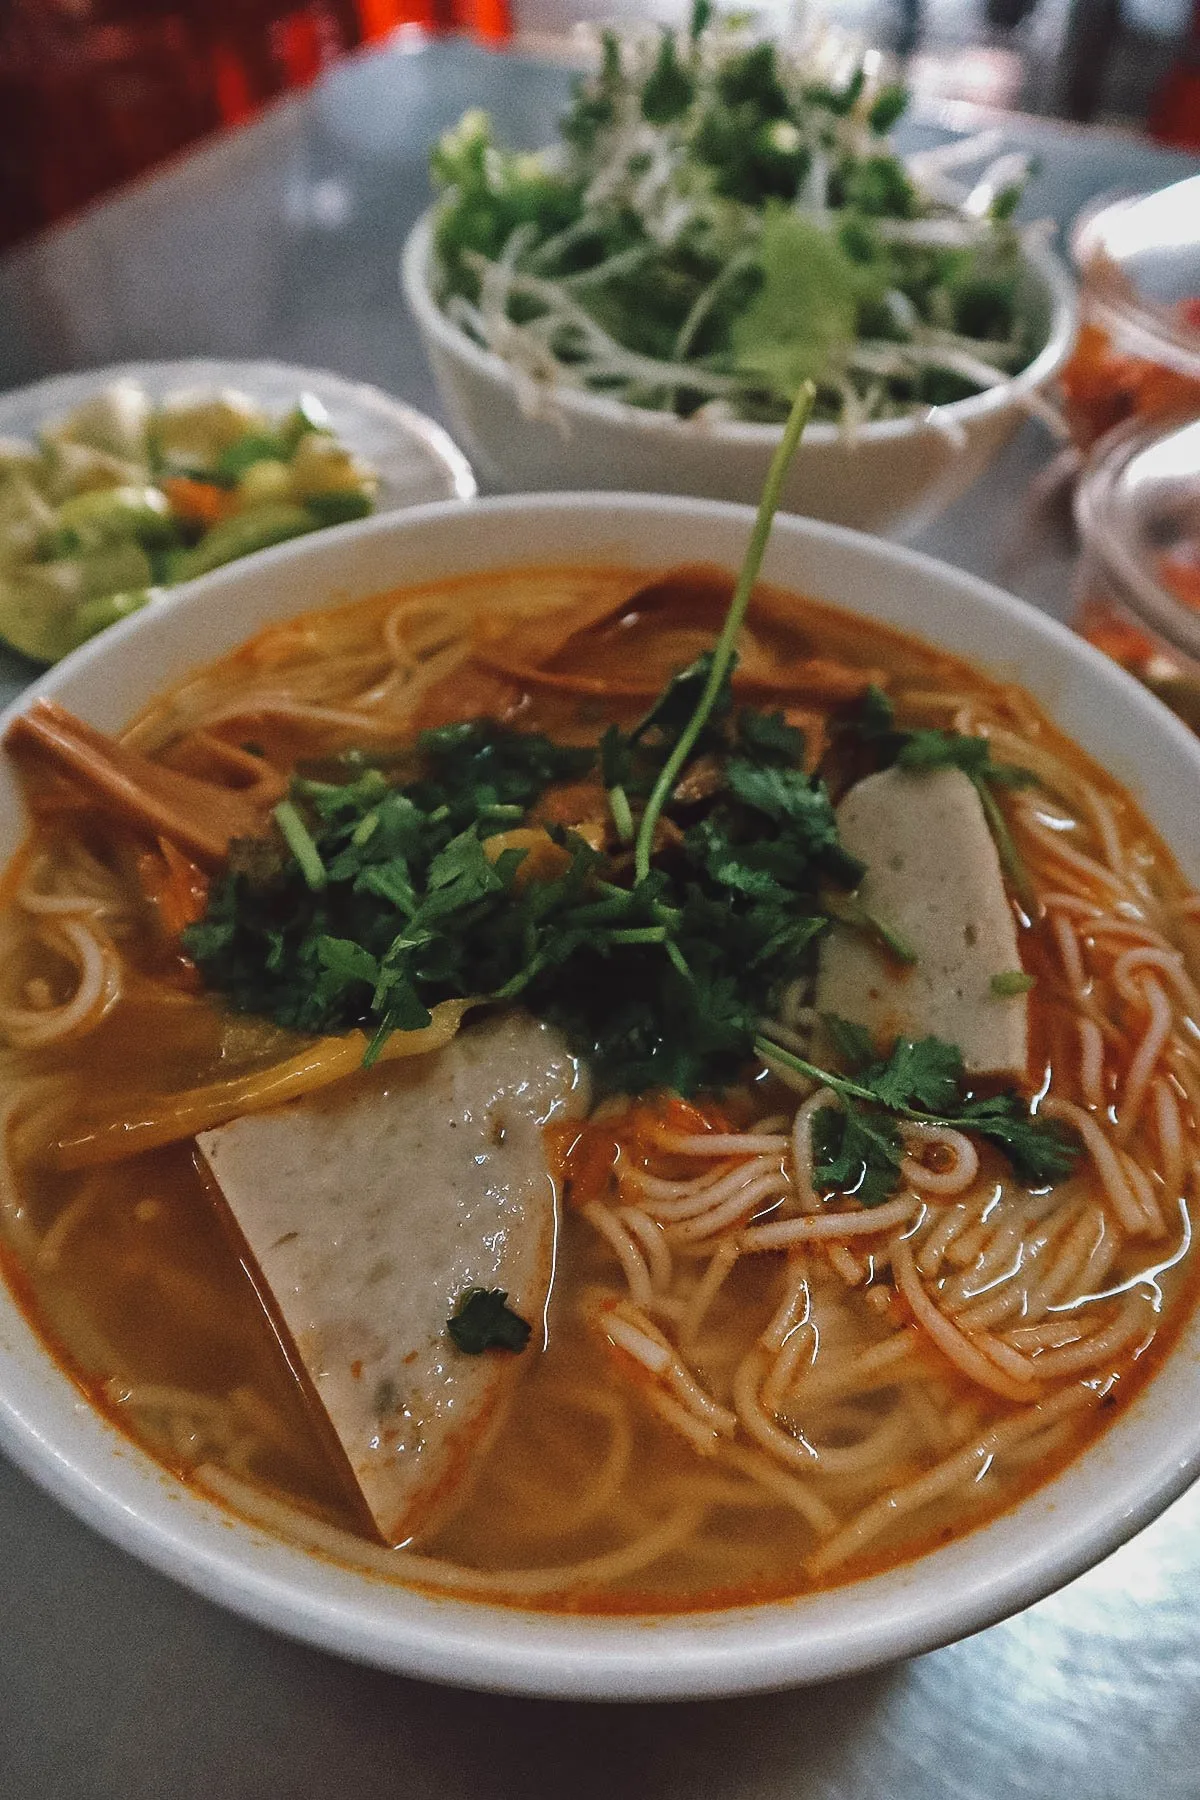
[0,493,1198,1699]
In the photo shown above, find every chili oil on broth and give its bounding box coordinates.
[0,562,1196,1613]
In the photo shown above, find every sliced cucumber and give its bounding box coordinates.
[67,587,155,650]
[154,389,270,476]
[48,483,175,552]
[278,392,332,453]
[46,380,151,463]
[305,490,373,527]
[171,502,315,580]
[0,566,86,664]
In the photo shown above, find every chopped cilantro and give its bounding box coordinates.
[992,969,1036,996]
[184,656,847,1092]
[838,692,1038,905]
[182,390,1049,1134]
[811,1105,903,1209]
[448,1287,532,1354]
[273,799,326,892]
[760,1023,1079,1204]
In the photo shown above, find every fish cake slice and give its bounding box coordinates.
[197,1013,587,1543]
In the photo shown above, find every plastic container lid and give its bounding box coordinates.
[1071,176,1200,380]
[1075,410,1200,663]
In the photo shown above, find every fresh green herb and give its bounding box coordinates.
[811,1105,903,1209]
[759,1021,1079,1203]
[839,688,1038,904]
[184,387,845,1094]
[730,209,864,398]
[823,891,918,965]
[633,380,814,881]
[848,683,898,746]
[867,83,908,134]
[429,21,1039,427]
[272,800,327,892]
[991,970,1036,996]
[447,1287,532,1354]
[186,662,851,1093]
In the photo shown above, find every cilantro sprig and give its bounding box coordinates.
[757,1017,1079,1204]
[186,384,858,1095]
[633,380,814,881]
[844,685,1037,904]
[185,691,853,1094]
[448,1287,532,1354]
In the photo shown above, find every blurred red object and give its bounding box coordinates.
[0,0,511,251]
[1151,0,1200,148]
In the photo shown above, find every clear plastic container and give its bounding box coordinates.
[1061,175,1200,449]
[1073,410,1200,731]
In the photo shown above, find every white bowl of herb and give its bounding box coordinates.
[402,13,1074,533]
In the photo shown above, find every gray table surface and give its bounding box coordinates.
[2,35,1200,1799]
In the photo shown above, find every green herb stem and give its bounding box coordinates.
[633,379,815,883]
[974,776,1034,910]
[273,799,327,892]
[754,1033,883,1109]
[992,969,1036,996]
[754,1030,1013,1128]
[607,783,635,842]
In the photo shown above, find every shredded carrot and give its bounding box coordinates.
[161,477,237,529]
[1061,320,1200,447]
[549,1092,738,1208]
[135,837,211,937]
[1159,555,1200,613]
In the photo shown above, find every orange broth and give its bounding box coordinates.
[0,564,1197,1612]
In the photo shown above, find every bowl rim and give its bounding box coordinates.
[1,491,1199,1703]
[0,355,478,505]
[400,208,1078,446]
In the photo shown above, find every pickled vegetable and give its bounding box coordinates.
[0,381,380,663]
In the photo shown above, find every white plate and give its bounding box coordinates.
[0,357,476,514]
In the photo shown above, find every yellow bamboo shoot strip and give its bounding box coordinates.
[49,999,472,1169]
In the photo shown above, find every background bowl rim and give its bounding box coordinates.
[400,209,1078,447]
[0,490,1197,1703]
[0,355,478,505]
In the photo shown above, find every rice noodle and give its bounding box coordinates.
[760,1254,811,1352]
[1039,1097,1154,1236]
[791,1088,841,1211]
[1079,1017,1106,1108]
[583,1205,654,1309]
[807,1385,1097,1575]
[1152,1079,1186,1200]
[742,1193,920,1250]
[679,1238,740,1346]
[892,1237,1041,1401]
[618,1206,672,1291]
[0,918,120,1048]
[650,1130,791,1157]
[1116,976,1174,1142]
[900,1123,979,1196]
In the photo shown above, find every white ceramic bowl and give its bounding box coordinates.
[0,495,1197,1702]
[401,214,1076,534]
